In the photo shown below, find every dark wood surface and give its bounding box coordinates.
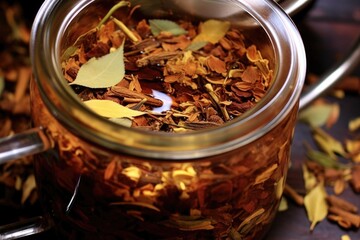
[0,0,359,239]
[266,0,360,239]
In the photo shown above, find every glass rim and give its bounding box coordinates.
[30,0,306,160]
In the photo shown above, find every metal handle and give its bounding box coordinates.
[0,127,52,164]
[300,37,360,110]
[279,0,314,16]
[0,216,52,240]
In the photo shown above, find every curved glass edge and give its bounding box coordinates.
[30,0,306,159]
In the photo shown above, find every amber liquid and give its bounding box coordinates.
[32,103,297,240]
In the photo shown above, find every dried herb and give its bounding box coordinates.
[312,127,347,159]
[304,182,328,231]
[21,174,36,204]
[0,75,4,97]
[70,43,125,88]
[349,117,360,132]
[192,19,231,44]
[149,19,187,37]
[298,102,338,127]
[302,164,317,192]
[62,4,272,132]
[83,99,146,118]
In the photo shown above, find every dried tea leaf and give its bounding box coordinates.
[192,19,231,44]
[278,197,288,212]
[70,43,125,88]
[149,19,187,37]
[83,99,146,119]
[304,182,328,231]
[345,139,360,163]
[302,164,317,192]
[186,41,208,51]
[306,148,347,169]
[312,127,347,159]
[341,235,352,240]
[255,163,278,184]
[110,202,161,212]
[349,117,360,132]
[21,174,36,204]
[161,218,214,231]
[298,104,334,127]
[109,117,133,127]
[0,75,4,97]
[61,28,97,61]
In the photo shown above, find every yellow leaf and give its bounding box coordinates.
[302,164,317,193]
[304,182,328,231]
[70,43,125,88]
[83,99,146,119]
[349,117,360,132]
[21,174,36,204]
[312,127,346,159]
[192,19,231,44]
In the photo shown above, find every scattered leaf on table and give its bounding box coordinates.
[306,149,347,169]
[0,75,4,97]
[341,235,352,240]
[345,139,360,163]
[149,19,187,37]
[298,103,337,127]
[302,164,317,193]
[21,174,36,204]
[349,117,360,132]
[70,43,125,88]
[304,182,328,231]
[83,99,146,119]
[312,127,346,159]
[278,197,288,212]
[192,19,231,44]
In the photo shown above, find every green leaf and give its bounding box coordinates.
[0,75,4,97]
[298,104,333,127]
[306,149,347,169]
[97,1,130,29]
[83,99,146,119]
[185,41,208,51]
[192,19,231,44]
[149,19,187,37]
[304,182,328,231]
[70,43,125,88]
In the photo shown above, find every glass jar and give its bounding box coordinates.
[29,0,306,239]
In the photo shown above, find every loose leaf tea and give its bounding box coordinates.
[62,2,273,132]
[48,1,292,239]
